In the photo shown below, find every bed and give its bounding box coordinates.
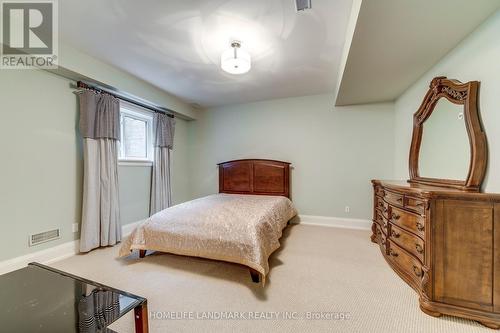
[119,159,297,283]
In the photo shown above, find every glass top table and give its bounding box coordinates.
[0,262,148,333]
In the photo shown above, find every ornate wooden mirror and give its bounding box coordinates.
[408,77,487,191]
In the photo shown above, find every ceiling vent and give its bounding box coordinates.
[29,229,60,247]
[295,0,312,11]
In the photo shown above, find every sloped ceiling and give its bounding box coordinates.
[335,0,500,106]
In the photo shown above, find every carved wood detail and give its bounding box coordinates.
[408,77,487,191]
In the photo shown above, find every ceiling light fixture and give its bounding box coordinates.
[220,41,251,75]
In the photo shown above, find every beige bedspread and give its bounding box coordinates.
[119,194,297,277]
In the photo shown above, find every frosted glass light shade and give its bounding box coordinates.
[220,44,251,75]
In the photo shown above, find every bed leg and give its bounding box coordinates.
[249,268,260,283]
[139,250,146,258]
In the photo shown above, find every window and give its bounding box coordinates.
[119,103,153,164]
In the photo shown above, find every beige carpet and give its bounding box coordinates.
[52,225,489,333]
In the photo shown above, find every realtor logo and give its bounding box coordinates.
[1,0,58,69]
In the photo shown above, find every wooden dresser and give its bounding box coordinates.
[371,181,500,328]
[370,77,500,327]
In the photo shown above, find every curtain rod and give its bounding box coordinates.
[77,81,175,118]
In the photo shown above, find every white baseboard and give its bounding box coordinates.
[0,220,143,276]
[292,214,371,230]
[0,240,80,276]
[0,216,371,276]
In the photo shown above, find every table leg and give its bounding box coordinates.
[134,302,149,333]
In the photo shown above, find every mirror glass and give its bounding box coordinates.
[419,98,470,180]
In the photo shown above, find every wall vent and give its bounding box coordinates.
[295,0,312,11]
[29,229,60,247]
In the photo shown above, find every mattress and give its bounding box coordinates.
[119,193,297,277]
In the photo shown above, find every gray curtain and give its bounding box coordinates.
[78,288,120,332]
[150,113,175,215]
[78,90,121,252]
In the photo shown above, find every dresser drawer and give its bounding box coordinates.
[405,196,427,215]
[384,190,404,207]
[371,180,500,327]
[375,197,390,218]
[389,223,424,263]
[388,241,424,284]
[374,185,385,198]
[390,206,425,238]
[374,210,388,234]
[375,224,387,255]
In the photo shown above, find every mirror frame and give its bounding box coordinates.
[408,77,487,191]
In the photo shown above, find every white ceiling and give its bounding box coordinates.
[335,0,500,106]
[60,0,353,108]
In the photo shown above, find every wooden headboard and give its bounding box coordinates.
[218,159,291,198]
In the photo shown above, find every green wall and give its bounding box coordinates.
[0,51,193,261]
[187,94,395,219]
[118,165,151,226]
[0,69,82,261]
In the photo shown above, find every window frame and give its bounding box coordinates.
[119,102,154,165]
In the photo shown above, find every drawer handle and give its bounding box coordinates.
[396,197,403,204]
[391,213,400,221]
[415,244,424,254]
[416,222,425,232]
[389,249,398,257]
[391,230,400,238]
[415,202,429,212]
[413,265,423,278]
